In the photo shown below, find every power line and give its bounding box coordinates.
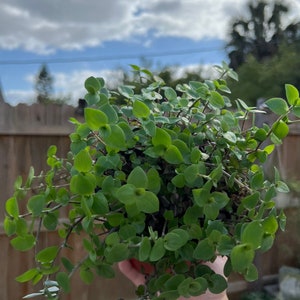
[0,46,224,66]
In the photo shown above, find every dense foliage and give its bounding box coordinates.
[4,63,300,299]
[226,0,300,69]
[228,43,300,107]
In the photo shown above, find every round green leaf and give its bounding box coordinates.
[164,145,184,164]
[133,100,150,118]
[16,268,39,283]
[27,195,46,217]
[11,234,35,251]
[152,127,172,147]
[127,166,148,188]
[103,124,126,151]
[136,191,159,213]
[139,237,151,261]
[262,215,278,234]
[150,238,165,261]
[146,168,161,194]
[209,273,228,294]
[265,97,289,115]
[241,221,263,249]
[193,239,215,261]
[36,246,58,264]
[5,197,19,218]
[164,229,189,251]
[272,120,289,139]
[231,244,254,273]
[56,272,71,293]
[208,91,225,108]
[84,76,100,94]
[70,173,96,195]
[105,244,129,262]
[164,87,177,101]
[85,108,108,130]
[241,192,259,210]
[74,149,93,172]
[285,84,299,106]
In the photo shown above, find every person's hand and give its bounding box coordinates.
[118,256,228,300]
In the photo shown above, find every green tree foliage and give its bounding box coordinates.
[226,0,300,69]
[228,43,300,106]
[35,64,54,104]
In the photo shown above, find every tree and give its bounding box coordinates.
[226,0,299,69]
[228,42,300,106]
[35,64,53,103]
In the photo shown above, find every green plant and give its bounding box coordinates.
[4,63,300,299]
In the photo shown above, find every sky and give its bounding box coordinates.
[0,0,299,106]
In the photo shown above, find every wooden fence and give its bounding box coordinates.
[0,102,299,299]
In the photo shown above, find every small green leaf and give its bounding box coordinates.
[279,210,287,231]
[272,120,289,139]
[241,221,264,249]
[127,166,148,188]
[27,195,46,217]
[105,244,129,262]
[84,76,100,94]
[164,145,184,164]
[56,272,71,293]
[262,216,278,235]
[11,234,35,251]
[208,91,225,108]
[241,192,259,210]
[61,257,74,273]
[146,168,161,194]
[80,268,94,284]
[265,98,289,115]
[285,84,299,106]
[231,244,255,273]
[193,239,215,261]
[209,273,228,294]
[100,103,119,124]
[164,87,177,101]
[43,212,58,231]
[74,149,93,172]
[133,100,150,118]
[16,268,39,283]
[276,181,290,193]
[172,174,186,188]
[139,237,151,261]
[152,127,172,147]
[85,108,108,130]
[103,124,126,151]
[245,264,258,282]
[118,85,134,98]
[193,188,210,207]
[3,217,16,236]
[136,191,159,213]
[164,229,189,251]
[250,171,264,189]
[36,246,58,264]
[5,197,19,218]
[85,93,100,105]
[70,173,96,195]
[223,131,237,144]
[150,238,165,261]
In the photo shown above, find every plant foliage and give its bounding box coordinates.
[5,63,300,299]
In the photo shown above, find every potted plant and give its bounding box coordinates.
[4,63,300,299]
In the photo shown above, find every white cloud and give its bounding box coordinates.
[2,0,294,54]
[4,89,35,106]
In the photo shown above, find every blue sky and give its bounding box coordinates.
[0,0,299,105]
